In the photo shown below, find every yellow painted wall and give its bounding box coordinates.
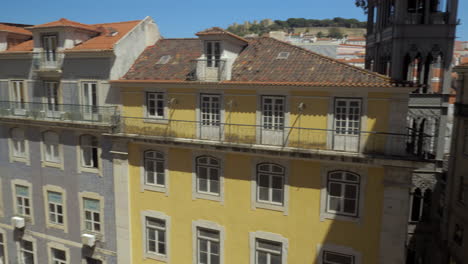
[128,143,385,263]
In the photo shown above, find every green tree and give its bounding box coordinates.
[328,28,344,38]
[316,31,324,38]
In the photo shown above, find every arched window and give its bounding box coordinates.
[257,163,285,205]
[80,135,99,168]
[196,156,220,195]
[326,171,360,217]
[144,150,165,186]
[43,131,60,163]
[410,188,423,222]
[11,127,26,158]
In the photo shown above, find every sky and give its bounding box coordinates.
[1,0,467,40]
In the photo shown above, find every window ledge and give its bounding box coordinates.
[320,212,360,223]
[47,223,66,231]
[144,252,168,262]
[11,156,29,164]
[143,118,169,125]
[80,166,100,175]
[142,184,167,194]
[42,161,62,169]
[254,201,287,214]
[193,192,222,203]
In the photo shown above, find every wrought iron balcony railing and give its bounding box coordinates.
[188,59,227,82]
[0,101,119,126]
[120,117,434,158]
[32,51,65,71]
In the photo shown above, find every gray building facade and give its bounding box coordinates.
[0,17,160,264]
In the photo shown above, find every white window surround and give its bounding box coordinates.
[251,158,290,215]
[78,192,105,240]
[192,151,225,203]
[140,147,169,195]
[146,92,166,119]
[326,94,368,151]
[43,185,68,233]
[255,92,290,145]
[141,210,171,262]
[43,81,60,110]
[195,91,225,140]
[47,242,70,264]
[80,81,98,107]
[40,130,64,169]
[143,88,169,124]
[9,80,27,104]
[16,235,37,264]
[77,134,102,175]
[0,228,9,264]
[11,179,34,224]
[192,220,225,264]
[249,231,288,264]
[316,243,362,264]
[319,165,367,223]
[9,127,30,164]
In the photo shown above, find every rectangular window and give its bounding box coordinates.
[0,233,5,264]
[201,94,221,126]
[42,35,57,62]
[80,135,99,169]
[83,198,101,233]
[206,41,221,68]
[197,228,220,264]
[146,217,166,256]
[20,240,34,264]
[15,185,31,217]
[326,171,360,217]
[196,156,221,196]
[262,96,285,131]
[11,128,26,158]
[47,191,64,226]
[255,239,282,264]
[11,80,26,108]
[44,81,59,111]
[334,99,361,135]
[51,248,66,264]
[43,131,60,163]
[323,251,355,264]
[257,163,285,205]
[82,82,98,114]
[146,92,165,118]
[144,151,165,187]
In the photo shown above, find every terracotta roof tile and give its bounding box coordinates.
[4,40,33,52]
[122,36,399,88]
[28,18,99,32]
[70,20,140,51]
[0,24,31,36]
[196,27,249,43]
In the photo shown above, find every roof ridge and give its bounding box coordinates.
[262,37,393,82]
[92,20,141,26]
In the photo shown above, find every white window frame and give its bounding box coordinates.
[81,81,98,108]
[249,231,288,264]
[256,163,285,206]
[261,96,285,131]
[317,244,362,264]
[0,228,8,264]
[319,166,367,222]
[79,134,100,171]
[141,149,168,194]
[146,92,166,119]
[43,185,67,232]
[79,192,105,239]
[200,94,221,126]
[251,159,289,214]
[44,81,60,111]
[192,220,225,264]
[205,41,222,68]
[141,210,170,262]
[47,243,70,264]
[10,80,26,106]
[9,127,29,164]
[326,171,360,217]
[41,130,62,168]
[192,152,225,203]
[11,180,33,223]
[17,236,37,264]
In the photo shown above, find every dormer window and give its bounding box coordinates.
[206,41,221,68]
[42,35,58,62]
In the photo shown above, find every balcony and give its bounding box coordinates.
[32,51,65,77]
[0,101,119,128]
[188,59,227,82]
[119,117,434,159]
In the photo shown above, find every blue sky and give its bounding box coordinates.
[2,0,467,40]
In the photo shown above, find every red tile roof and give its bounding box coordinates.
[122,36,402,88]
[27,18,100,33]
[0,23,31,36]
[5,40,33,52]
[196,27,249,43]
[69,20,140,51]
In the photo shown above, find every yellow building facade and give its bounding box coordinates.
[112,29,427,264]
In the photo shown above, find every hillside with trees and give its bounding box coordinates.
[226,17,367,37]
